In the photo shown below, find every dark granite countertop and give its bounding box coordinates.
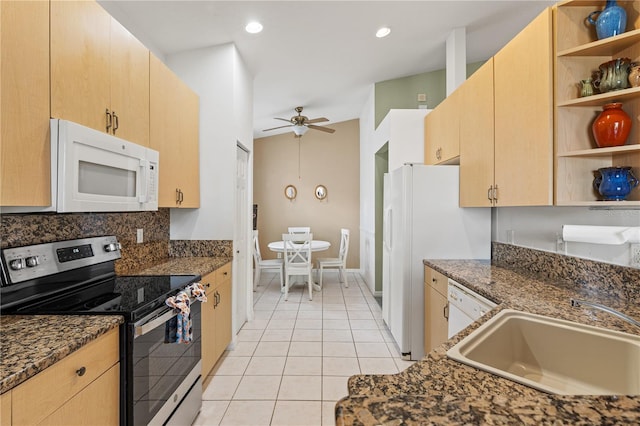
[0,315,122,394]
[131,256,232,278]
[336,259,640,425]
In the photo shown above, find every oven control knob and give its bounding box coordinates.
[9,258,25,270]
[25,256,39,267]
[104,243,121,252]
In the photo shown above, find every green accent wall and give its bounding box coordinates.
[374,61,486,128]
[374,143,388,293]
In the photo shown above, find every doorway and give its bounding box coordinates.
[234,144,251,333]
[374,142,389,305]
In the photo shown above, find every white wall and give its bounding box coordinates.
[166,44,249,240]
[376,109,429,171]
[359,86,376,292]
[494,206,640,267]
[164,43,255,336]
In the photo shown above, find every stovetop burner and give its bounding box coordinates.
[0,236,200,321]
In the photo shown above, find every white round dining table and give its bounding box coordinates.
[268,240,330,292]
[267,240,331,252]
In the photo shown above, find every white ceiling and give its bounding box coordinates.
[99,0,555,138]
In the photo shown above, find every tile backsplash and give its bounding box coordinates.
[1,209,231,275]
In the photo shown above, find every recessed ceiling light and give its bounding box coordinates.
[376,27,391,38]
[245,21,263,34]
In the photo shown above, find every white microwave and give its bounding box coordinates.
[3,119,159,213]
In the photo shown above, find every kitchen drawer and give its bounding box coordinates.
[39,363,119,426]
[12,328,119,425]
[425,267,448,296]
[215,262,232,285]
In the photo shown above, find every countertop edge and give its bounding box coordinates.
[0,315,123,394]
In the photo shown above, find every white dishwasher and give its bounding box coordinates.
[447,279,497,338]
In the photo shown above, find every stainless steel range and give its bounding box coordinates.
[1,236,203,426]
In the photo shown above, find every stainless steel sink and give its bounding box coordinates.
[447,309,640,395]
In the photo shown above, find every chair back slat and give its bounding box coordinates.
[288,226,311,234]
[253,230,262,263]
[282,233,312,268]
[338,228,350,263]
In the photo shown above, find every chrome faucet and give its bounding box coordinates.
[570,298,640,328]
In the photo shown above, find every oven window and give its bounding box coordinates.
[133,302,201,425]
[78,161,136,197]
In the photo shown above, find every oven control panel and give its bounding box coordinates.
[1,236,121,285]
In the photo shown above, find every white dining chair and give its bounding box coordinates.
[252,230,283,291]
[288,226,311,234]
[282,233,313,301]
[316,228,350,288]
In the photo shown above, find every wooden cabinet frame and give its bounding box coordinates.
[555,1,640,206]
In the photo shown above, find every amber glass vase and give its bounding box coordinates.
[592,102,632,148]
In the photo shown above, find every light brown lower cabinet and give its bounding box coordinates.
[8,327,119,426]
[202,262,233,377]
[424,266,449,354]
[1,390,11,426]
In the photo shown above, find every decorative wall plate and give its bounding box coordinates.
[284,185,297,200]
[315,185,327,200]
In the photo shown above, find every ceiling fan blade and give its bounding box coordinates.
[263,124,293,131]
[307,124,335,133]
[274,117,293,123]
[305,117,329,124]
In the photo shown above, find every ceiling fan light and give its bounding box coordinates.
[376,27,391,38]
[292,125,308,136]
[245,21,263,34]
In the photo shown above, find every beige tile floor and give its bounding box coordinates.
[194,270,415,426]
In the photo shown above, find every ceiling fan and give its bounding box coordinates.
[263,106,336,137]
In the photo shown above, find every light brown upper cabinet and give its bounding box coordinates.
[461,8,553,206]
[459,59,495,207]
[51,0,150,146]
[150,54,200,208]
[493,7,554,206]
[555,1,640,206]
[1,0,51,207]
[424,89,460,165]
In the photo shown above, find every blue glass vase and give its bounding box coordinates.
[588,0,627,40]
[593,167,639,201]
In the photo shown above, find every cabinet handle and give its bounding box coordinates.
[432,277,437,283]
[436,147,442,161]
[105,109,112,133]
[487,185,493,202]
[223,271,228,276]
[493,185,498,204]
[443,303,449,320]
[176,188,181,205]
[76,366,86,377]
[180,190,184,204]
[205,282,211,288]
[112,111,119,134]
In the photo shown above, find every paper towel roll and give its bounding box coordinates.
[562,225,640,245]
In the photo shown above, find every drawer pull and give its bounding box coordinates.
[205,282,211,288]
[76,366,86,377]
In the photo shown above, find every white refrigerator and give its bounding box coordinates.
[382,164,491,360]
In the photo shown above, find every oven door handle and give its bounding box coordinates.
[134,307,177,338]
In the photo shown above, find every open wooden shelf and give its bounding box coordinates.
[558,28,640,57]
[554,1,640,206]
[558,144,640,157]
